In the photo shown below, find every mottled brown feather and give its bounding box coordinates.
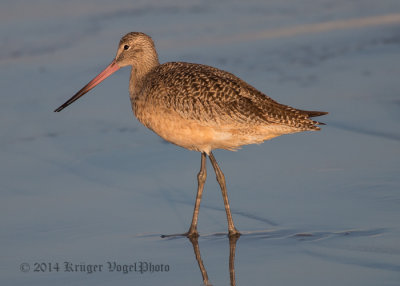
[118,32,327,152]
[142,62,324,130]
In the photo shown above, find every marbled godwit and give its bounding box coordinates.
[55,32,327,237]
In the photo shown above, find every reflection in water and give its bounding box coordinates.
[180,228,385,285]
[187,235,240,286]
[188,236,210,285]
[228,235,239,286]
[140,227,386,284]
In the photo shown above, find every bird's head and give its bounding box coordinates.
[115,32,158,68]
[54,32,158,112]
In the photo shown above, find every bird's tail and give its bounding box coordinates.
[301,110,328,125]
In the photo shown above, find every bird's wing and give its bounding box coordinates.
[147,62,319,129]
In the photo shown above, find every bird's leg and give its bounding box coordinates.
[208,152,240,237]
[186,152,207,238]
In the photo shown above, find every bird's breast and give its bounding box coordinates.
[130,98,289,153]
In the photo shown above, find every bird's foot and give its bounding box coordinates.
[160,228,240,238]
[185,228,199,238]
[160,227,199,239]
[228,228,241,238]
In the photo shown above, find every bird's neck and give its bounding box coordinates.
[129,54,159,97]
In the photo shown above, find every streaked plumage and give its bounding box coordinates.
[134,60,326,153]
[55,32,327,237]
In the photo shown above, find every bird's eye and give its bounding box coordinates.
[123,45,130,50]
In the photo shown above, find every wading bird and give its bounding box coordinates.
[55,32,327,237]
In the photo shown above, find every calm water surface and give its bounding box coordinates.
[1,0,400,285]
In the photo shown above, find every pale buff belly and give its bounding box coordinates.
[134,105,299,154]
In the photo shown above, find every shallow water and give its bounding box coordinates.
[1,0,400,285]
